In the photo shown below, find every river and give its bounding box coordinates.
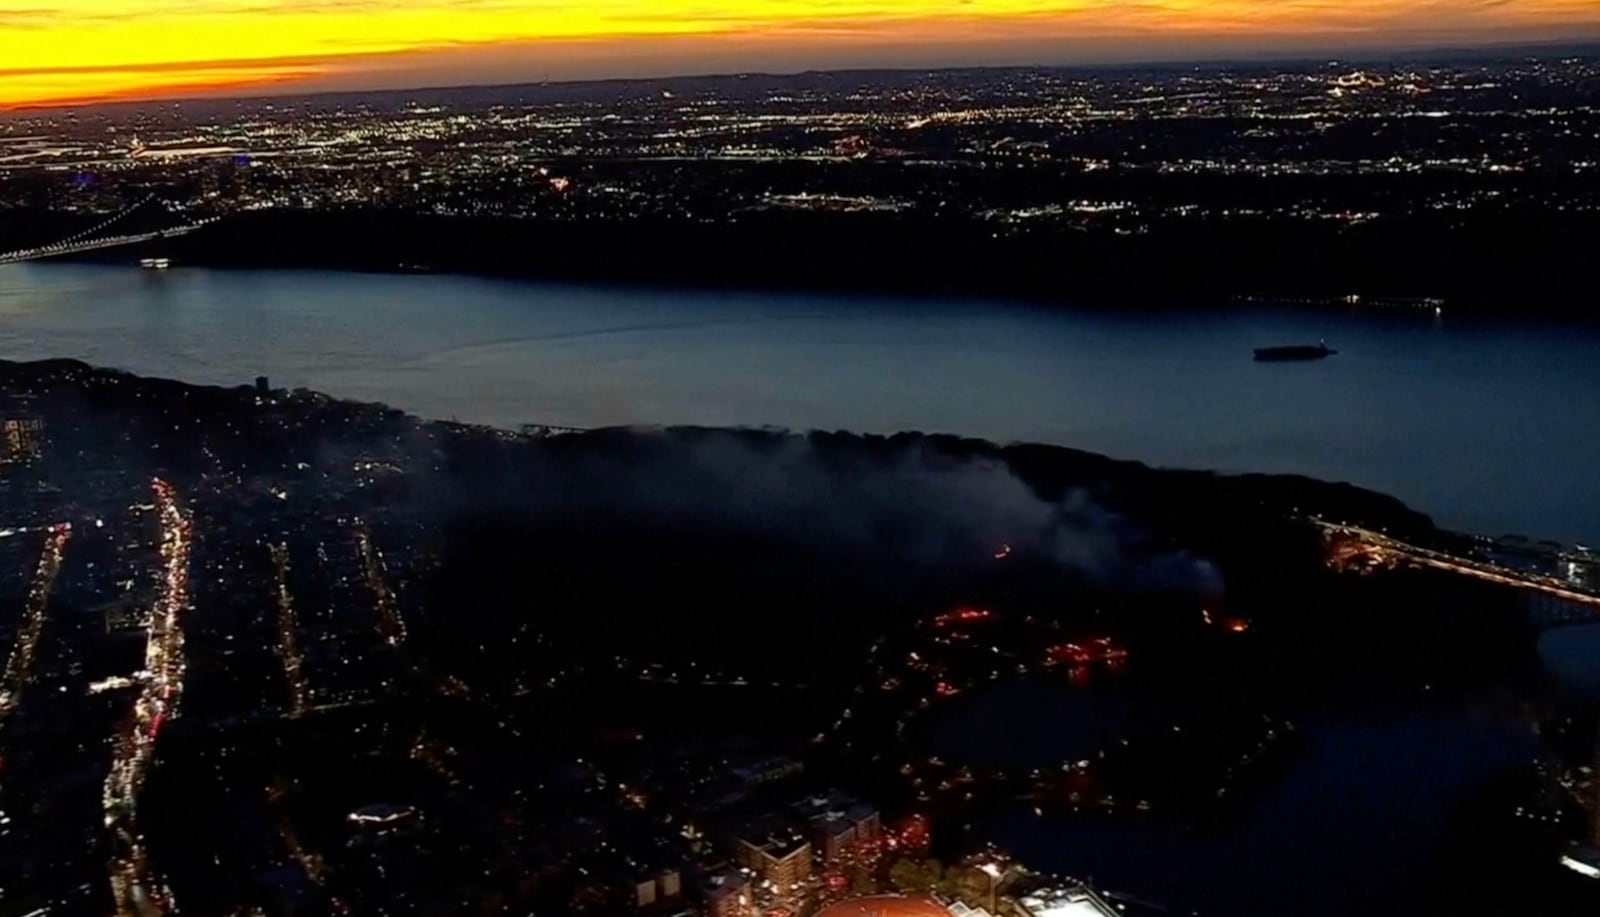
[2,262,1597,542]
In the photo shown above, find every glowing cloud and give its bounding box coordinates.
[2,1,1598,107]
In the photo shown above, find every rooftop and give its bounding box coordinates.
[737,815,811,859]
[1017,885,1120,917]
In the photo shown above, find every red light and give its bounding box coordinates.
[1226,618,1250,633]
[1047,643,1090,665]
[1047,637,1126,666]
[932,607,992,628]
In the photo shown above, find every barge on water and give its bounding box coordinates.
[1254,340,1336,362]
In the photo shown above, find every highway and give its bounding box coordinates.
[0,523,71,787]
[105,479,192,917]
[1316,521,1600,609]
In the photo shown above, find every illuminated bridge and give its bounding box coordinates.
[1317,521,1600,611]
[0,195,217,265]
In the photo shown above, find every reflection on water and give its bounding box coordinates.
[3,262,1599,542]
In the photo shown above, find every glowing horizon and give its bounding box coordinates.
[3,1,1599,109]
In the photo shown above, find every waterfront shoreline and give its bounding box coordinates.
[10,206,1600,319]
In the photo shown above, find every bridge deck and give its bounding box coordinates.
[0,220,214,266]
[1317,522,1600,609]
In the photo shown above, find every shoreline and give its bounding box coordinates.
[2,353,1443,547]
[8,206,1600,319]
[0,352,1582,555]
[2,279,1595,546]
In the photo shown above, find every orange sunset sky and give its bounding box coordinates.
[3,1,1599,109]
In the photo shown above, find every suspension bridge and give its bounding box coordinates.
[0,195,218,266]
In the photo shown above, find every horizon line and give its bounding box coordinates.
[6,34,1598,116]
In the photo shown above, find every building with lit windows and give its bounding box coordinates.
[791,792,881,865]
[0,416,42,464]
[734,821,813,893]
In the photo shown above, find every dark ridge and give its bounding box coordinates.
[16,206,1598,318]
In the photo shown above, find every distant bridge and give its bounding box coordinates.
[1317,521,1600,610]
[0,195,217,265]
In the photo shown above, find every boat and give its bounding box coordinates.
[139,257,171,270]
[1254,340,1335,362]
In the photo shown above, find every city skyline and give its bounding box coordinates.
[4,0,1600,109]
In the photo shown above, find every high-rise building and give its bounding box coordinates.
[734,821,813,893]
[0,416,43,465]
[791,792,880,866]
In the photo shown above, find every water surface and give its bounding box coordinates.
[992,710,1539,917]
[3,263,1597,542]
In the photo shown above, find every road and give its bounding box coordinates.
[269,543,311,717]
[105,479,192,917]
[354,520,407,648]
[1317,521,1600,609]
[0,523,71,787]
